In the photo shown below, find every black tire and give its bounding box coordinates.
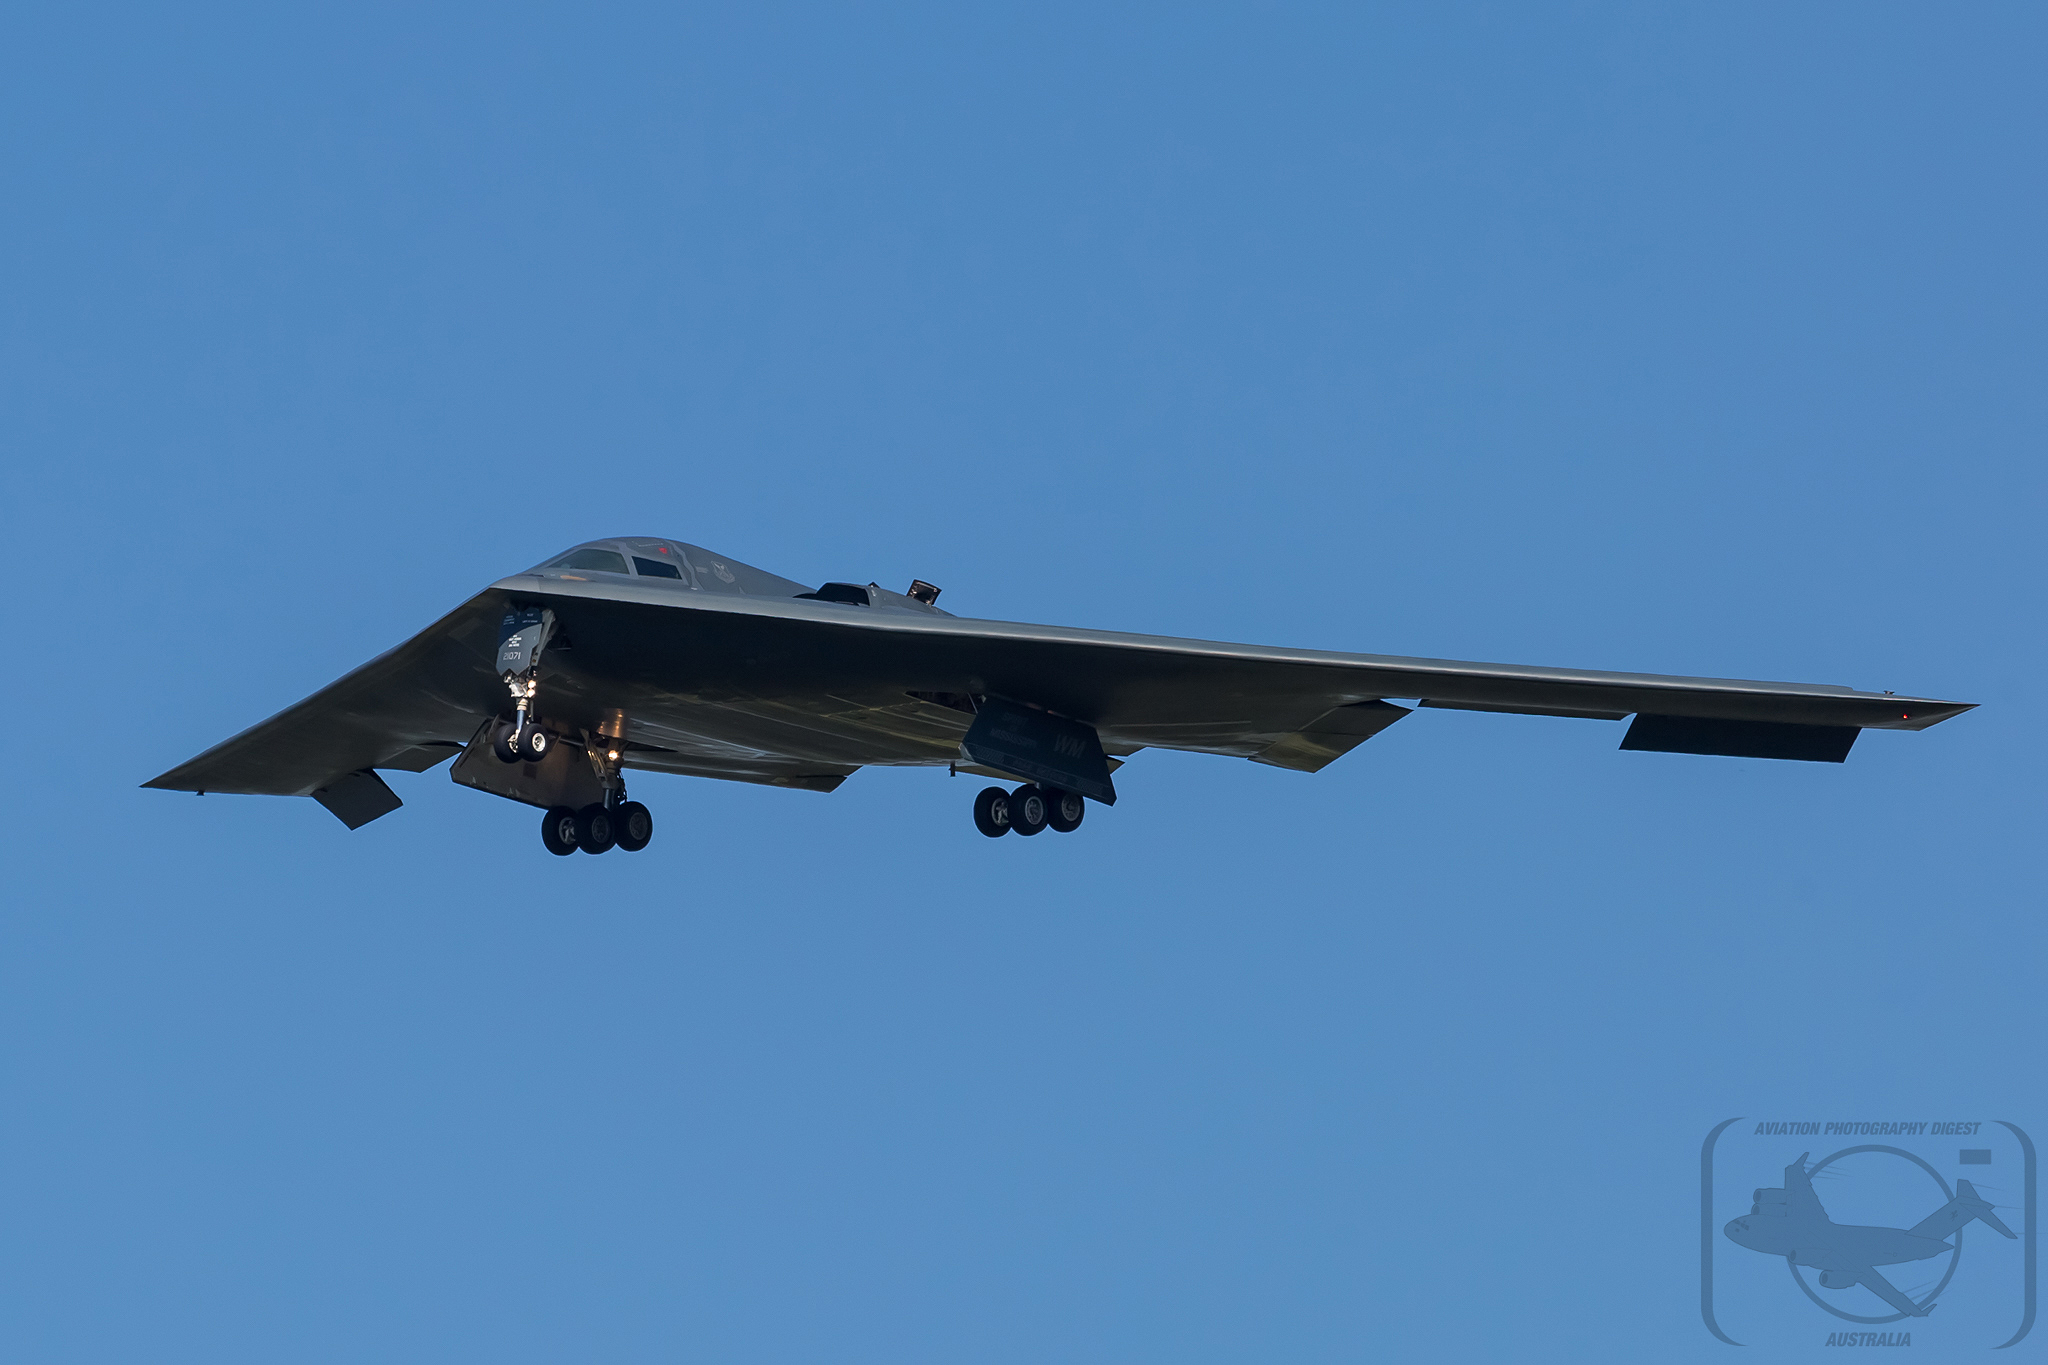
[614,801,653,852]
[575,803,617,854]
[518,726,550,762]
[491,718,520,763]
[972,786,1011,838]
[1045,788,1085,833]
[1010,784,1048,836]
[540,806,579,856]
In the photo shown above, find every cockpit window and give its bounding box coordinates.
[633,556,683,579]
[548,548,629,574]
[795,582,872,606]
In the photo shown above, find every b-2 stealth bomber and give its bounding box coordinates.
[145,537,1974,854]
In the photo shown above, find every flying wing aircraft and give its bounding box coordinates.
[144,537,1974,855]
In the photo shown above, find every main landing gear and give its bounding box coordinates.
[533,733,652,857]
[973,784,1086,839]
[541,799,653,857]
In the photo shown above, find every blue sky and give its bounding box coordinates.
[2,4,2042,1360]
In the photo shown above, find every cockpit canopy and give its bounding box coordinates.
[542,539,684,580]
[533,538,812,597]
[531,539,949,613]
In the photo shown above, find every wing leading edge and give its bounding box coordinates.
[142,590,512,799]
[495,573,1971,757]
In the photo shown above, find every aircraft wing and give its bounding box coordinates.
[501,575,1972,765]
[1853,1265,1933,1318]
[142,590,511,799]
[144,572,1976,812]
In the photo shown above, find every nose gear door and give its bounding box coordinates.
[497,605,554,675]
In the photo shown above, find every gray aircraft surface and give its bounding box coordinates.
[1725,1153,2016,1317]
[145,537,1974,854]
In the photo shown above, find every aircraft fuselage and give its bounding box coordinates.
[1724,1213,1951,1271]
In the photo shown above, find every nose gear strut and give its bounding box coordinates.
[493,605,556,763]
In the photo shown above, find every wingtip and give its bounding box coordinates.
[1881,699,1978,731]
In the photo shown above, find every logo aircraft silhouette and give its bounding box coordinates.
[144,538,1974,855]
[1725,1153,2016,1317]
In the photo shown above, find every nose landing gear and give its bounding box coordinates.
[494,605,556,765]
[492,715,550,763]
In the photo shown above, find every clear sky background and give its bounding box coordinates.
[2,4,2042,1360]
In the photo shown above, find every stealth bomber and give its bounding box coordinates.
[145,538,1975,854]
